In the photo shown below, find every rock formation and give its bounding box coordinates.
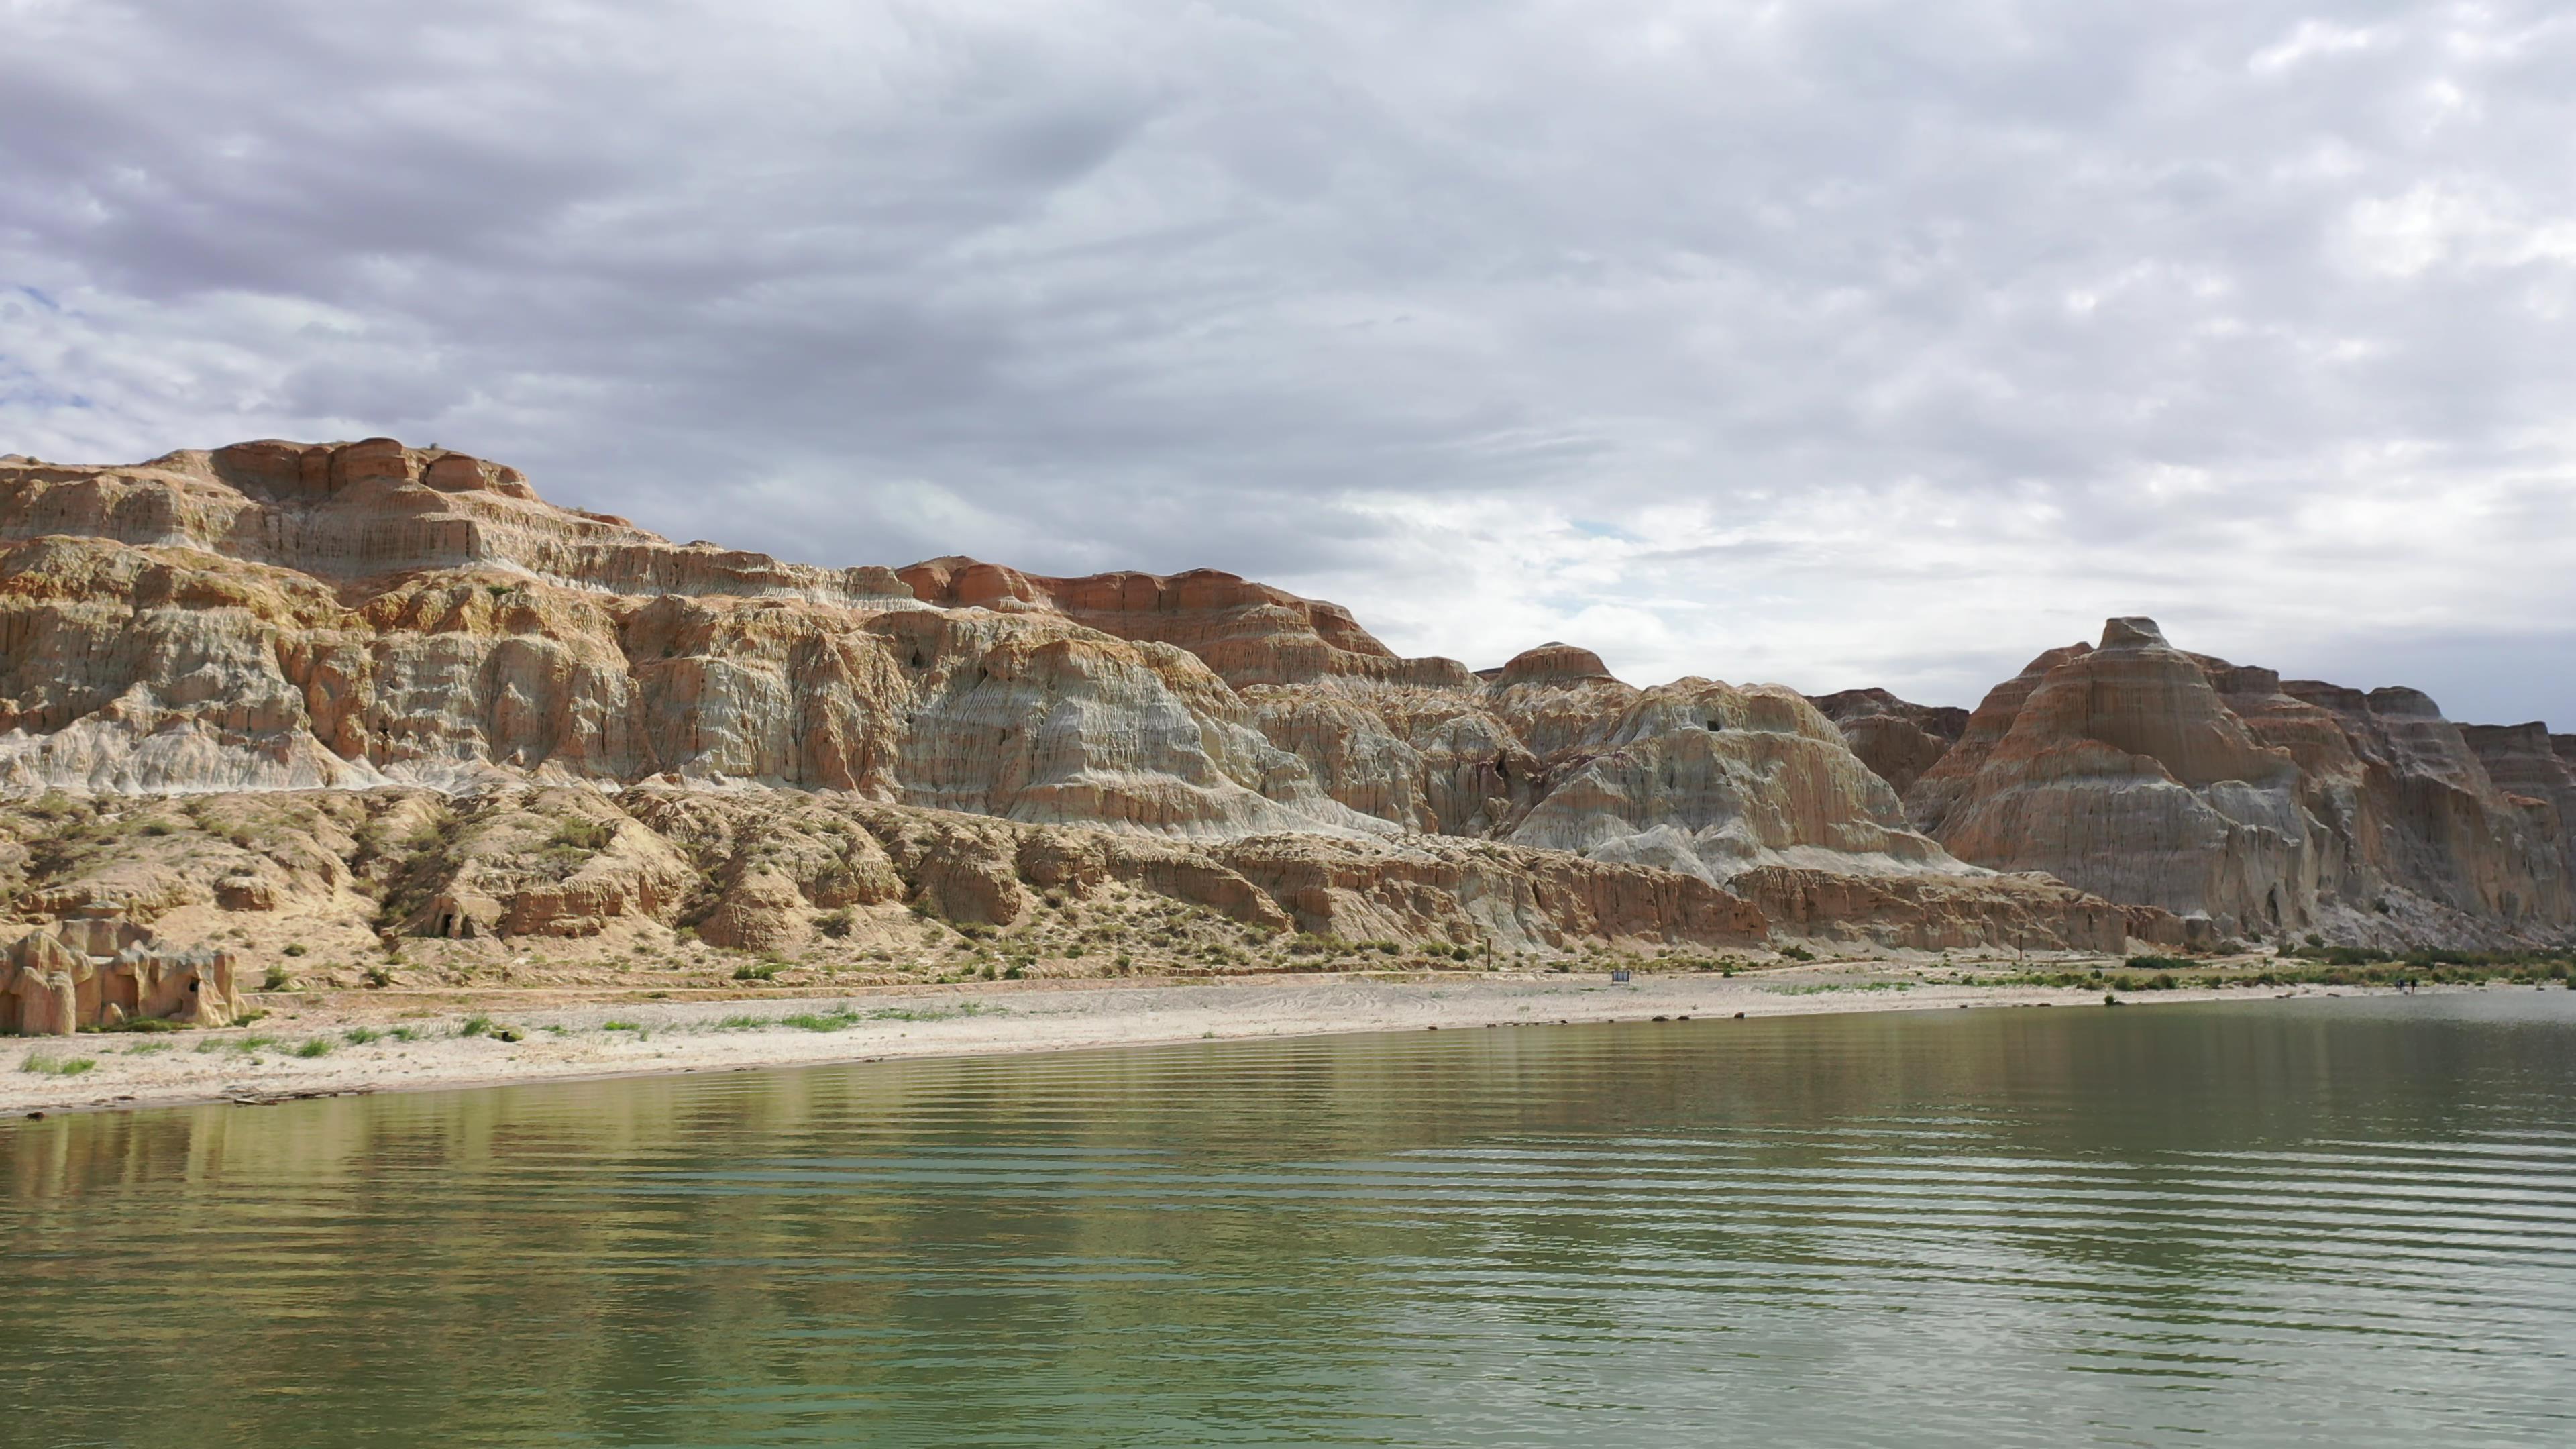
[3,440,2564,962]
[1806,688,1968,797]
[1,906,242,1034]
[1900,619,2572,945]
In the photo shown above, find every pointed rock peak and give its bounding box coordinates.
[1495,642,1619,687]
[2099,616,2169,650]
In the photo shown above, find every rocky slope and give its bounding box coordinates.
[3,438,2564,965]
[1892,619,2571,947]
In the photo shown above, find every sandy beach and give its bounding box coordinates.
[7,963,2519,1117]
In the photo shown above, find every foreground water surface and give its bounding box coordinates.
[5,994,2574,1447]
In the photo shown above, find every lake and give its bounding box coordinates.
[5,994,2573,1447]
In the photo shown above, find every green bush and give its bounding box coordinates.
[260,967,292,991]
[816,908,855,939]
[290,1038,333,1059]
[2125,955,2193,972]
[19,1053,95,1076]
[732,962,780,982]
[458,1014,494,1038]
[282,943,307,957]
[1778,945,1815,962]
[549,818,616,853]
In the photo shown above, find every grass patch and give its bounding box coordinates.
[732,962,781,982]
[290,1038,333,1059]
[458,1014,494,1037]
[93,1016,189,1034]
[602,1020,645,1032]
[343,1027,386,1045]
[19,1053,96,1076]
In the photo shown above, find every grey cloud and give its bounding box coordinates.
[5,0,2576,724]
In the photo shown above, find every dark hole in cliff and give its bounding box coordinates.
[187,981,199,992]
[439,912,455,937]
[1705,719,1722,731]
[911,650,924,668]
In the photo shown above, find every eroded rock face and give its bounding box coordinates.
[0,786,2147,960]
[1906,619,2573,944]
[1806,688,1969,797]
[8,443,2563,953]
[1,907,241,1035]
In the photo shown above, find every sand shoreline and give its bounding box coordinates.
[0,967,2536,1118]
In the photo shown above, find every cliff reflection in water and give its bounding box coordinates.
[7,995,2575,1448]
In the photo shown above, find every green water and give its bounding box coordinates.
[5,995,2575,1448]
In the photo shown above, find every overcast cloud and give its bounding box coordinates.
[5,0,2575,724]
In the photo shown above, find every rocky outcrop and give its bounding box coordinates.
[2464,722,2576,881]
[7,441,2564,955]
[1,906,241,1035]
[1907,619,2572,945]
[897,556,1474,689]
[1807,688,1968,796]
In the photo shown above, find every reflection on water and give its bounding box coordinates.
[6,995,2575,1448]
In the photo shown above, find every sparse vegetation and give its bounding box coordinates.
[19,1053,96,1076]
[290,1038,333,1059]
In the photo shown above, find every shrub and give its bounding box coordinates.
[602,1020,643,1032]
[817,908,855,939]
[732,962,780,982]
[290,1038,333,1059]
[19,1053,95,1076]
[343,1027,386,1044]
[2125,955,2193,972]
[1778,945,1815,963]
[362,965,393,989]
[549,818,615,853]
[260,967,293,991]
[282,943,307,957]
[458,1014,494,1038]
[99,1016,186,1034]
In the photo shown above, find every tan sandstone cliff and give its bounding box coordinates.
[7,439,2563,968]
[0,439,2159,961]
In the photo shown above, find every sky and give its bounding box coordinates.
[5,1,2575,727]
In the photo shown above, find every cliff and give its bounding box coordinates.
[2,440,2563,961]
[1899,619,2572,946]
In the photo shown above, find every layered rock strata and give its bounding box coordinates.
[0,785,2155,977]
[0,440,2137,955]
[1902,619,2572,945]
[9,440,2561,955]
[1807,688,1969,797]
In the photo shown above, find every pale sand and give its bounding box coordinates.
[0,967,2518,1117]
